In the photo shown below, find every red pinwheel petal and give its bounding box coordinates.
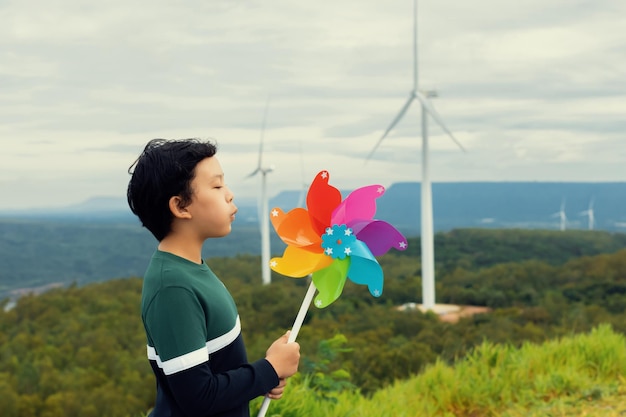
[270,246,333,278]
[349,219,408,256]
[270,207,322,249]
[346,240,384,298]
[306,170,342,235]
[331,184,385,226]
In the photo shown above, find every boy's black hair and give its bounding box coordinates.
[127,138,218,241]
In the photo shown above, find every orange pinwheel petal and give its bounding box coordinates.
[270,207,321,249]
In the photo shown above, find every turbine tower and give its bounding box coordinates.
[246,98,274,285]
[579,198,595,230]
[552,199,567,231]
[366,0,465,311]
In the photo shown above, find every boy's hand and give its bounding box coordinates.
[267,378,287,400]
[265,331,300,379]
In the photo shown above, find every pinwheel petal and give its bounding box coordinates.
[346,240,384,298]
[350,220,408,256]
[270,207,322,249]
[270,246,333,278]
[331,184,385,226]
[269,207,288,231]
[306,171,342,236]
[311,258,349,308]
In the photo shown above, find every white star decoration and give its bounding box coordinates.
[377,186,385,194]
[344,247,352,256]
[326,227,334,235]
[325,248,333,255]
[321,171,328,179]
[315,299,323,307]
[344,229,353,236]
[270,260,277,267]
[373,289,381,296]
[399,241,407,249]
[271,209,279,217]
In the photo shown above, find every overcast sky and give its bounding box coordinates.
[1,0,625,210]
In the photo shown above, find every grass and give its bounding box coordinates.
[251,324,626,416]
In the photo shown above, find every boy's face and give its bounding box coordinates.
[185,156,237,238]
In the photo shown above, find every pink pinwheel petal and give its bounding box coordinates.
[331,184,385,226]
[311,258,349,308]
[270,246,333,278]
[345,240,384,298]
[270,207,322,249]
[306,171,342,235]
[352,220,408,256]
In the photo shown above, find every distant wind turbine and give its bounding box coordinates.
[246,98,274,285]
[365,0,466,311]
[552,199,567,231]
[579,198,595,230]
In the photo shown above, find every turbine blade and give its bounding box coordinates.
[246,167,261,178]
[256,97,271,169]
[365,93,415,162]
[414,91,466,152]
[297,140,306,208]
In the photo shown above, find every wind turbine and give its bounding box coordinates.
[366,0,465,311]
[246,98,274,285]
[579,198,595,230]
[552,198,567,231]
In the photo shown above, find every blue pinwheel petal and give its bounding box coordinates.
[345,240,384,298]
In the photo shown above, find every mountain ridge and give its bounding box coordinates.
[2,182,625,233]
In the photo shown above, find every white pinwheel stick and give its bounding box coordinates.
[257,280,317,417]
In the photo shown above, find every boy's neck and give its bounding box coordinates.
[158,234,204,264]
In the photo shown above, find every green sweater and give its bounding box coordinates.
[141,250,278,417]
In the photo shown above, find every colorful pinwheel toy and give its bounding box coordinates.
[257,170,407,417]
[269,170,408,307]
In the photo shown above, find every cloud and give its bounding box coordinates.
[0,0,625,210]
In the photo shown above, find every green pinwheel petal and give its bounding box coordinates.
[311,258,349,308]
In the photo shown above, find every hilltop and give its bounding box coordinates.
[1,239,626,417]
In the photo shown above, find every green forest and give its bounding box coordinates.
[1,228,626,416]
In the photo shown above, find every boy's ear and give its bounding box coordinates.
[168,196,192,219]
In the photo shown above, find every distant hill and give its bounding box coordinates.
[271,182,626,234]
[378,182,626,234]
[2,182,625,233]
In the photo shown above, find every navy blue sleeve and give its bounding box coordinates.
[166,358,279,416]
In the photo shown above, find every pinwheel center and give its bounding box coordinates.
[321,224,356,260]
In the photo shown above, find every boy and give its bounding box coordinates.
[127,138,300,417]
